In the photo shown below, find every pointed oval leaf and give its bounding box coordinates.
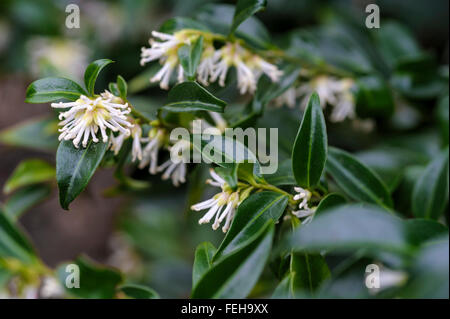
[326,147,393,209]
[3,184,52,220]
[178,36,204,80]
[287,204,408,256]
[230,0,267,35]
[412,149,449,220]
[118,284,159,299]
[292,92,328,188]
[191,221,274,298]
[192,242,216,288]
[56,140,108,210]
[116,75,128,99]
[214,191,288,261]
[25,77,87,103]
[163,82,226,113]
[84,59,114,96]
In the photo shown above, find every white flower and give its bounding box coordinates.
[51,91,132,148]
[110,131,128,155]
[140,31,189,90]
[210,43,234,87]
[156,140,190,187]
[273,87,297,108]
[139,128,165,174]
[297,76,342,109]
[236,59,257,94]
[140,31,182,66]
[131,124,143,162]
[197,45,218,85]
[329,79,356,123]
[191,169,240,232]
[292,186,315,224]
[250,55,283,82]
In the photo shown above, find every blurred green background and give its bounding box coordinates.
[0,0,448,298]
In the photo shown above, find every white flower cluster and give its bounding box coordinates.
[140,30,283,94]
[191,169,252,232]
[291,186,316,224]
[51,91,133,148]
[111,125,190,187]
[274,76,357,123]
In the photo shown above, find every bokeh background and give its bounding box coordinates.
[0,0,448,298]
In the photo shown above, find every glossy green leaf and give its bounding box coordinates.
[159,17,210,34]
[116,75,128,99]
[0,116,58,151]
[252,64,301,113]
[178,36,203,80]
[292,92,327,188]
[214,191,288,261]
[230,0,267,35]
[412,149,449,220]
[196,4,271,49]
[118,284,159,299]
[314,193,347,216]
[191,221,274,298]
[404,219,449,247]
[57,256,123,299]
[192,242,216,288]
[3,159,55,194]
[263,159,296,186]
[3,184,52,220]
[25,77,87,103]
[327,147,393,209]
[288,252,330,297]
[163,82,226,113]
[0,208,37,264]
[56,140,109,210]
[287,204,409,256]
[84,59,114,96]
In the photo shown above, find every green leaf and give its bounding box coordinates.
[163,82,226,113]
[252,64,301,113]
[159,17,210,34]
[118,284,159,299]
[0,208,37,264]
[116,75,128,99]
[178,36,204,80]
[230,0,267,36]
[3,184,52,220]
[191,221,274,298]
[314,193,347,216]
[412,149,449,220]
[4,159,55,194]
[263,159,296,186]
[192,242,216,289]
[287,204,410,257]
[57,256,123,299]
[326,147,393,209]
[83,59,114,96]
[196,4,271,50]
[214,191,288,261]
[404,219,449,247]
[286,252,330,297]
[0,116,58,151]
[56,140,109,210]
[292,92,327,188]
[25,77,87,103]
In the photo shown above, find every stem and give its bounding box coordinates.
[249,181,296,205]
